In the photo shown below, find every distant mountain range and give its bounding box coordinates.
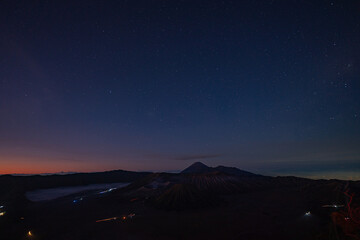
[0,169,150,204]
[181,161,258,177]
[2,162,359,212]
[9,171,79,176]
[2,162,359,240]
[106,162,359,211]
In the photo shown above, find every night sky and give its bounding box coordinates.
[0,1,359,179]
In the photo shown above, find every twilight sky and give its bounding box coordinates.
[0,0,359,179]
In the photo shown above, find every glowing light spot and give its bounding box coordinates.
[99,188,117,194]
[96,216,118,223]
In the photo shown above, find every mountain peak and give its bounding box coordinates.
[191,162,208,167]
[181,162,211,174]
[181,162,258,177]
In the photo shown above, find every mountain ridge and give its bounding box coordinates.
[181,162,258,177]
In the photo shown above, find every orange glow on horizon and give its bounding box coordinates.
[0,156,142,175]
[0,164,137,175]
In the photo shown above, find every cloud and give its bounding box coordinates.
[145,153,222,161]
[173,154,222,161]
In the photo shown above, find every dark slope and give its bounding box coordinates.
[155,183,220,210]
[186,172,250,193]
[214,165,257,177]
[151,172,254,210]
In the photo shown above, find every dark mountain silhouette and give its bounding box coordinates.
[214,165,258,177]
[181,162,258,177]
[2,162,360,240]
[113,164,275,210]
[0,169,151,205]
[111,162,357,212]
[181,162,213,174]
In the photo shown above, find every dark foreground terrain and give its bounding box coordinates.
[1,162,359,240]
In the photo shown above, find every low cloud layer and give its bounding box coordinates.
[145,153,221,161]
[173,154,222,161]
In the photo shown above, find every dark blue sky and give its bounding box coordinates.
[0,0,359,178]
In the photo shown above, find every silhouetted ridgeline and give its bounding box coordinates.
[108,162,360,212]
[0,170,151,203]
[181,161,259,177]
[1,162,360,240]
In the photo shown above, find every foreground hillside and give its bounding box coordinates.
[1,162,359,240]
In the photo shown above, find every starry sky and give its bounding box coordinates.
[0,0,359,179]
